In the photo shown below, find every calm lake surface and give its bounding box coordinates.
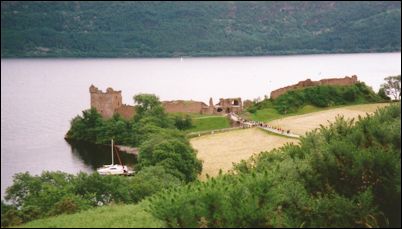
[1,52,401,198]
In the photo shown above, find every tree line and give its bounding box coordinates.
[1,1,400,57]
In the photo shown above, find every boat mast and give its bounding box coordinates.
[111,139,114,165]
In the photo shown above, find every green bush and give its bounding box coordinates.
[49,195,91,216]
[128,166,183,203]
[172,114,193,130]
[137,129,202,183]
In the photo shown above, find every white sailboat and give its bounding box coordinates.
[97,139,134,175]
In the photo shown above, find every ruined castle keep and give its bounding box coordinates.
[270,75,358,99]
[90,85,135,119]
[215,98,243,114]
[89,85,245,119]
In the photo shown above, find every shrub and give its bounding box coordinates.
[172,114,193,130]
[137,129,202,182]
[128,165,183,203]
[49,195,91,216]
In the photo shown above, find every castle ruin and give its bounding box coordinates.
[270,75,358,99]
[90,85,135,119]
[89,85,245,119]
[214,98,243,114]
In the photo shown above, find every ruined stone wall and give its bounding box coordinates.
[89,85,246,118]
[90,85,122,118]
[318,75,358,86]
[215,98,243,114]
[270,75,358,99]
[162,100,209,114]
[116,104,135,119]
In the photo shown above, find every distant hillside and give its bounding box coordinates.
[1,1,401,57]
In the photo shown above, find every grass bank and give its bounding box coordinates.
[17,201,164,228]
[188,116,230,132]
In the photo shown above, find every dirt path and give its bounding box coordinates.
[191,128,298,180]
[268,103,390,135]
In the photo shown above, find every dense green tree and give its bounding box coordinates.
[172,114,193,130]
[378,87,391,101]
[133,94,173,128]
[137,129,202,182]
[66,108,104,142]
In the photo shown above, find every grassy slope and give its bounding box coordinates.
[188,116,230,132]
[18,201,164,228]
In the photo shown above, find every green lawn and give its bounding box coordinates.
[168,112,218,118]
[188,116,230,132]
[18,201,164,228]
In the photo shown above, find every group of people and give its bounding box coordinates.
[228,112,291,135]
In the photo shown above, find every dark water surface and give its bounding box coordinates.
[1,53,401,198]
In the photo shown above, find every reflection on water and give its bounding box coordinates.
[67,140,137,171]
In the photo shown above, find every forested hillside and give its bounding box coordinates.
[1,1,401,57]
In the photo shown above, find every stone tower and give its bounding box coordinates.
[89,85,123,118]
[208,97,215,114]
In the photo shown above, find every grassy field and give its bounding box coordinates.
[190,128,298,180]
[268,103,390,135]
[188,116,230,132]
[18,201,164,228]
